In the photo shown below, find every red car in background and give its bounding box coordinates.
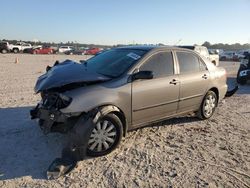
[31,46,54,54]
[84,48,101,55]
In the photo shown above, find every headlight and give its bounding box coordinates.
[58,93,72,109]
[239,70,248,77]
[41,92,72,109]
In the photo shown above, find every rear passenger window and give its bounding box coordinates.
[140,52,174,78]
[176,52,200,73]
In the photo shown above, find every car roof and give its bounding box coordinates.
[116,45,194,52]
[178,45,195,50]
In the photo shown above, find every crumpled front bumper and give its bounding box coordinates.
[30,104,71,134]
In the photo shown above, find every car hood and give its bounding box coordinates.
[34,60,111,93]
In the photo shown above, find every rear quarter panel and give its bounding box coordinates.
[203,58,227,101]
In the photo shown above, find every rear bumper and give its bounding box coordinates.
[225,85,238,97]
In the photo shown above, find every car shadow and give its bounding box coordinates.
[0,106,67,180]
[227,76,250,95]
[0,106,201,181]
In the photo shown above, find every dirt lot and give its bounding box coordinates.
[0,54,249,187]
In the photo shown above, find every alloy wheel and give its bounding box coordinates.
[204,94,216,117]
[87,120,117,152]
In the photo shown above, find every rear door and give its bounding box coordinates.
[132,51,179,127]
[175,51,210,113]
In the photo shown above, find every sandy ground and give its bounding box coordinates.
[0,54,249,188]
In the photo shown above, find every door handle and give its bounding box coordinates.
[169,79,179,85]
[202,74,208,79]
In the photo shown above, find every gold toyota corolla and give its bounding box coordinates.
[31,46,236,159]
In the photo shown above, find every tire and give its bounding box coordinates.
[197,91,218,119]
[87,113,123,157]
[13,48,19,53]
[1,49,7,54]
[237,77,247,85]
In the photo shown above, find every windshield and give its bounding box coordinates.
[86,49,147,77]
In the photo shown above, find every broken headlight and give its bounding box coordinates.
[58,93,72,109]
[41,92,72,110]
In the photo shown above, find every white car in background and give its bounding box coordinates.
[179,45,219,66]
[9,42,32,53]
[58,46,73,53]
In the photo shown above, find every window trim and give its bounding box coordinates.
[134,50,176,79]
[174,50,206,75]
[199,57,208,71]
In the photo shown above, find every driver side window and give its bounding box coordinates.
[140,51,174,78]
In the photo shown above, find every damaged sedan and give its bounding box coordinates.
[31,46,237,178]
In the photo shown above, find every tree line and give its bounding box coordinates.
[202,41,250,51]
[1,39,250,51]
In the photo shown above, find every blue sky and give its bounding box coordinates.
[1,0,250,45]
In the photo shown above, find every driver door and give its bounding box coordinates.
[132,51,179,127]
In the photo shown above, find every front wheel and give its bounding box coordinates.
[13,48,19,53]
[197,91,218,119]
[87,113,123,157]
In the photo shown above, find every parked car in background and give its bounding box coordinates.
[31,46,54,54]
[235,51,246,60]
[64,49,86,55]
[84,47,101,55]
[237,52,250,85]
[58,46,73,53]
[179,45,219,66]
[31,46,234,159]
[219,51,236,61]
[23,46,43,53]
[0,41,10,53]
[235,50,250,60]
[94,49,109,56]
[9,42,32,53]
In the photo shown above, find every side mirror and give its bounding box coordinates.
[132,71,154,81]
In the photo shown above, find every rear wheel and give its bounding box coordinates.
[87,113,123,157]
[13,48,19,53]
[197,91,218,119]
